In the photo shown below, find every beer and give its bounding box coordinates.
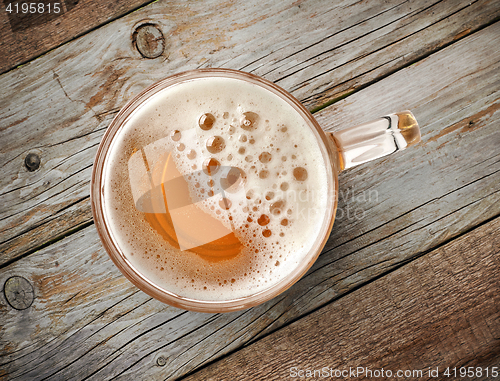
[101,74,331,302]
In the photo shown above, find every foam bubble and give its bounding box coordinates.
[219,197,232,210]
[206,136,226,154]
[240,112,258,131]
[259,170,269,179]
[270,200,285,216]
[203,158,220,175]
[187,150,196,159]
[199,113,215,130]
[259,152,272,163]
[170,130,181,141]
[257,214,270,226]
[293,167,308,181]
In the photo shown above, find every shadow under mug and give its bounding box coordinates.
[91,69,420,312]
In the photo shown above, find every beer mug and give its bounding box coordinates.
[91,69,420,312]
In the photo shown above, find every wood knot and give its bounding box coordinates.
[25,153,40,172]
[134,24,165,59]
[156,356,167,366]
[4,276,34,310]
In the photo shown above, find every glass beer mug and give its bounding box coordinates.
[91,69,420,312]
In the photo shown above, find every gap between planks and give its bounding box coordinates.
[182,216,500,381]
[3,11,499,267]
[0,0,157,74]
[2,0,500,265]
[0,22,499,379]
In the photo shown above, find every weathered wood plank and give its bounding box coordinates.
[184,217,500,381]
[0,22,499,381]
[0,0,154,74]
[2,0,499,265]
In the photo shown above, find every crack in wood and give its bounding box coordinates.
[3,290,143,380]
[40,295,153,381]
[287,0,478,91]
[180,215,499,380]
[2,0,499,268]
[274,0,415,83]
[102,313,221,380]
[1,5,500,381]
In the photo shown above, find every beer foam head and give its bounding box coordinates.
[102,74,332,302]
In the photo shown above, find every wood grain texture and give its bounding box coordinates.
[184,217,500,381]
[2,0,499,265]
[0,0,154,74]
[0,22,499,381]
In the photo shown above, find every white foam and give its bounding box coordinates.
[102,76,331,301]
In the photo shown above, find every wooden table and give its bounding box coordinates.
[1,1,499,380]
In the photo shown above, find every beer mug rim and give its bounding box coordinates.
[91,68,339,312]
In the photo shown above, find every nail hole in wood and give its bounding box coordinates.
[156,356,167,366]
[25,153,40,172]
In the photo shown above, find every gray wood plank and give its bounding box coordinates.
[0,22,499,381]
[184,217,500,381]
[2,0,499,265]
[0,0,154,74]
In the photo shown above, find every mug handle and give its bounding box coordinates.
[328,111,421,172]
